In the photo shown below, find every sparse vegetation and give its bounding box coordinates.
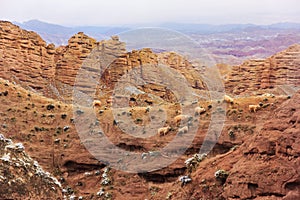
[54,138,60,144]
[76,109,84,115]
[135,118,143,123]
[261,103,270,108]
[166,191,173,199]
[214,169,229,183]
[63,126,70,132]
[34,126,48,132]
[2,91,8,96]
[46,104,55,110]
[150,186,160,196]
[56,127,62,134]
[61,114,67,119]
[228,130,235,139]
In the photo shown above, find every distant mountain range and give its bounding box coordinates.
[14,20,300,45]
[161,22,300,33]
[14,20,129,45]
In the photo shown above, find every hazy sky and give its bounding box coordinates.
[1,0,300,26]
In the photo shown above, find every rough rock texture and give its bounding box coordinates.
[55,33,126,86]
[225,44,300,95]
[0,134,63,199]
[223,91,300,199]
[97,48,206,101]
[0,21,57,91]
[0,21,299,100]
[0,21,300,199]
[0,77,110,199]
[0,21,206,103]
[0,21,126,101]
[164,91,300,200]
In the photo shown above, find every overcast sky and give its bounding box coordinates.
[1,0,300,26]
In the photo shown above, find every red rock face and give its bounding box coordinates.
[0,21,56,90]
[224,91,300,199]
[165,91,300,200]
[225,44,300,95]
[0,21,206,102]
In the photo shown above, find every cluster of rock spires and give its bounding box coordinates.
[1,20,299,101]
[0,21,206,103]
[0,21,127,101]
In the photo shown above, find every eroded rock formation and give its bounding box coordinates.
[225,44,300,95]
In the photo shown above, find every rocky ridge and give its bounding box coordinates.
[225,44,300,95]
[1,20,299,100]
[0,21,206,103]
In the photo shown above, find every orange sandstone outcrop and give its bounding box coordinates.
[225,44,300,95]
